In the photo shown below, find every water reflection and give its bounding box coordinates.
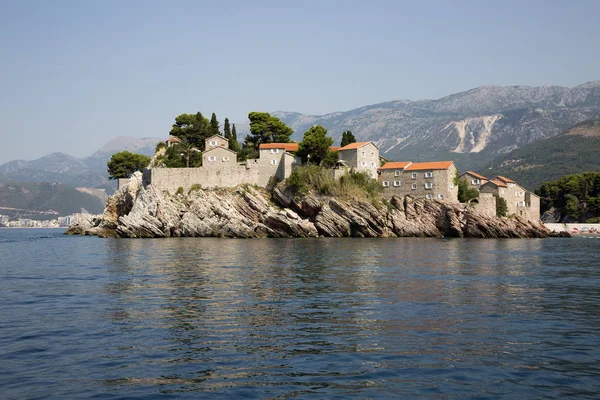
[93,237,600,398]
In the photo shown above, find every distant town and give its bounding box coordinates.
[0,213,89,228]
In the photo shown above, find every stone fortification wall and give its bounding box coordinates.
[470,192,496,217]
[145,166,265,192]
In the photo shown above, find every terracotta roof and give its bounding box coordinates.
[489,179,508,188]
[494,175,515,183]
[205,134,228,141]
[329,146,341,151]
[338,141,372,151]
[259,143,299,152]
[405,161,454,171]
[379,161,412,170]
[461,171,488,180]
[167,136,181,143]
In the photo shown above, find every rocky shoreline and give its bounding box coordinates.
[66,172,569,239]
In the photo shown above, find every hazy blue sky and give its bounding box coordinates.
[1,0,599,163]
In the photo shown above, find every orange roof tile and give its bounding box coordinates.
[489,179,508,188]
[339,141,371,151]
[167,136,181,143]
[462,171,488,180]
[329,146,341,151]
[259,143,299,152]
[405,161,454,171]
[495,175,515,183]
[379,161,412,170]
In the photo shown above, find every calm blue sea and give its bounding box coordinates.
[1,229,599,399]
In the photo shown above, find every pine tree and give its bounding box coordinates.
[210,113,220,137]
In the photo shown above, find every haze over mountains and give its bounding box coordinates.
[269,81,600,171]
[2,81,600,195]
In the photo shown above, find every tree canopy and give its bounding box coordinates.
[107,151,151,179]
[169,112,210,150]
[245,112,294,147]
[340,130,357,147]
[209,113,220,137]
[296,125,334,165]
[536,172,600,222]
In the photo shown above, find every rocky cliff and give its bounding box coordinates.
[66,173,568,239]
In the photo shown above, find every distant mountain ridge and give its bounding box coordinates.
[0,136,161,188]
[264,81,600,170]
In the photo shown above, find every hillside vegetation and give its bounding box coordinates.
[0,182,104,216]
[478,120,600,190]
[536,172,600,223]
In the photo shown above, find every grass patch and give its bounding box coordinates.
[189,183,202,193]
[285,165,382,201]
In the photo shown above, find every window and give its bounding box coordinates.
[450,183,454,189]
[438,194,444,199]
[361,161,366,167]
[382,181,389,187]
[393,181,401,187]
[208,156,216,162]
[424,171,433,178]
[271,159,277,165]
[270,149,280,154]
[411,173,417,179]
[371,162,376,167]
[424,182,433,189]
[394,170,401,177]
[362,151,365,156]
[222,157,229,162]
[472,179,480,185]
[411,183,417,190]
[210,141,217,146]
[426,194,433,199]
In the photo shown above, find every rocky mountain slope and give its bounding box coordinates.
[266,82,600,171]
[67,172,565,239]
[480,120,600,190]
[0,136,160,188]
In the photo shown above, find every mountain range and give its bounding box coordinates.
[2,81,600,198]
[268,81,600,172]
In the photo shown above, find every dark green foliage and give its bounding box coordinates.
[223,118,231,139]
[175,187,184,195]
[340,130,357,147]
[107,151,151,179]
[296,125,334,165]
[210,113,220,137]
[246,112,293,146]
[536,172,600,221]
[457,178,479,203]
[286,166,381,200]
[155,141,167,152]
[157,143,202,168]
[169,112,211,150]
[322,151,339,168]
[495,194,508,217]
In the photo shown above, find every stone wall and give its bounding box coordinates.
[380,164,458,202]
[146,166,262,192]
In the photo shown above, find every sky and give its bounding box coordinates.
[1,0,599,164]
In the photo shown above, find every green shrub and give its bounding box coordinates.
[586,217,600,223]
[285,166,382,200]
[189,184,202,193]
[155,141,167,152]
[495,195,508,217]
[176,186,184,196]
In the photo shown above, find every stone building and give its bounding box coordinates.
[480,176,540,220]
[459,171,489,190]
[338,142,380,179]
[379,161,458,202]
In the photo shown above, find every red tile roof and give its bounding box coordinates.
[167,136,181,143]
[259,143,299,152]
[329,146,341,151]
[489,179,508,188]
[462,171,488,180]
[494,175,515,183]
[405,161,454,171]
[379,161,412,170]
[339,141,371,151]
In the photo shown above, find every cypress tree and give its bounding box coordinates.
[229,123,240,152]
[210,113,220,137]
[223,118,231,139]
[340,130,357,147]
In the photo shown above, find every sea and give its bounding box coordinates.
[1,228,599,399]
